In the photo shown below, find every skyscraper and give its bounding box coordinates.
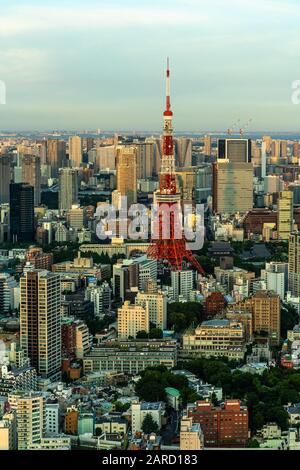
[69,136,82,167]
[175,137,192,167]
[9,183,35,243]
[20,270,61,381]
[59,168,79,211]
[212,161,253,214]
[21,154,41,206]
[203,135,212,157]
[0,154,11,204]
[136,142,155,179]
[289,231,300,297]
[116,146,137,208]
[277,190,294,240]
[47,139,66,178]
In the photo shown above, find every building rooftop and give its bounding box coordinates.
[165,387,180,398]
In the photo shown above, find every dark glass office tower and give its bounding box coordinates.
[10,182,35,242]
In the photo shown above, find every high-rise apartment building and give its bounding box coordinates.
[171,270,194,302]
[47,139,66,178]
[289,232,300,297]
[9,183,35,243]
[212,161,253,214]
[21,154,41,206]
[20,270,61,381]
[117,301,149,339]
[69,136,82,167]
[135,291,167,330]
[238,290,281,344]
[0,273,19,313]
[116,146,137,208]
[8,392,45,450]
[277,190,294,240]
[58,168,78,211]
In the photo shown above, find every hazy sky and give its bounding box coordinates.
[1,0,300,131]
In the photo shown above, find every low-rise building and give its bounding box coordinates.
[187,400,249,448]
[131,401,164,435]
[182,320,246,361]
[83,340,177,375]
[180,416,204,451]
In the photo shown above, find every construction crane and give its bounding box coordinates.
[239,118,252,138]
[227,119,240,136]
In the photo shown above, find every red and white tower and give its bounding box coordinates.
[148,60,205,274]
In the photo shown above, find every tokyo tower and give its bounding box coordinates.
[147,59,205,274]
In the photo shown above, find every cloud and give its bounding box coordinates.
[0,5,209,37]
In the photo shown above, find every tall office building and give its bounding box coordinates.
[47,140,66,178]
[117,301,149,339]
[203,135,212,156]
[175,137,192,167]
[277,190,294,240]
[217,138,251,163]
[69,135,82,167]
[293,142,299,158]
[212,162,253,214]
[116,146,137,208]
[21,154,41,206]
[0,154,11,204]
[58,168,78,211]
[289,232,300,297]
[195,165,212,203]
[176,168,197,203]
[8,392,45,450]
[9,183,35,243]
[261,141,267,179]
[20,270,61,381]
[136,142,155,179]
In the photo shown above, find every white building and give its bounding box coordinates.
[45,403,60,435]
[131,401,164,435]
[85,282,111,318]
[171,270,194,302]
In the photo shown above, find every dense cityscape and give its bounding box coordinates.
[1,60,300,452]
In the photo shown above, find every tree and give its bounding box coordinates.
[136,330,148,339]
[149,328,163,339]
[141,413,159,434]
[247,439,260,448]
[281,303,299,339]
